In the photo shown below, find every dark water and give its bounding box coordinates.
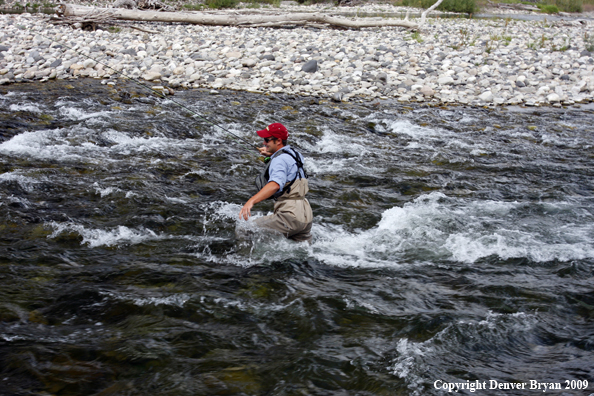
[1,80,593,395]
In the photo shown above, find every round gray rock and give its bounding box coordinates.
[301,60,318,73]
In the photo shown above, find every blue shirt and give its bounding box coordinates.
[268,145,306,188]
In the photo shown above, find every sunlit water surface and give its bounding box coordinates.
[1,81,593,395]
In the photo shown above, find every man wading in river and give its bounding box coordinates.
[239,123,313,243]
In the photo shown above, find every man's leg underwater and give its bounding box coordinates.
[254,212,312,243]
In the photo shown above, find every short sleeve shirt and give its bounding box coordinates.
[267,145,306,187]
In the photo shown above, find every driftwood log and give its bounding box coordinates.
[58,4,419,30]
[420,0,444,25]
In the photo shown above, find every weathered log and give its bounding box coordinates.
[420,0,444,26]
[58,4,418,29]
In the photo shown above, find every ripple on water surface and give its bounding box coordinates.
[1,80,593,395]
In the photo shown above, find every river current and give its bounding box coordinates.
[1,80,593,395]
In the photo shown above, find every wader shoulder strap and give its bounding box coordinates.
[254,148,308,200]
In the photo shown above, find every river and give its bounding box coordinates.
[1,80,593,395]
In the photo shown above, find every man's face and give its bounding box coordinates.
[263,137,281,154]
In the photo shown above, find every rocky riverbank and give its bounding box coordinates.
[1,6,594,106]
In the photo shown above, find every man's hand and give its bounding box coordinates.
[258,146,273,157]
[239,201,254,221]
[238,181,281,221]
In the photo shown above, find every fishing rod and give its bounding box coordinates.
[17,24,261,155]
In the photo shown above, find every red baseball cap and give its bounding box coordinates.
[257,123,288,140]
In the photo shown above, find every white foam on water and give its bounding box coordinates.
[196,201,312,267]
[0,171,39,192]
[540,133,590,149]
[309,192,594,267]
[307,126,370,156]
[58,106,114,121]
[363,116,487,159]
[390,338,433,378]
[47,222,170,248]
[92,182,122,197]
[47,190,593,268]
[100,290,191,308]
[387,311,538,395]
[369,117,441,139]
[6,195,31,208]
[302,127,387,176]
[9,103,45,113]
[388,338,433,396]
[198,194,594,268]
[0,128,102,162]
[165,195,189,204]
[304,157,348,174]
[102,130,197,154]
[0,127,201,163]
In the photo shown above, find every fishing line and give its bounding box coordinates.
[17,23,261,155]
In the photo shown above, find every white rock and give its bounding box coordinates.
[438,77,454,85]
[83,59,96,69]
[479,91,494,102]
[547,93,561,102]
[537,86,550,96]
[142,71,162,81]
[420,86,435,96]
[242,59,257,68]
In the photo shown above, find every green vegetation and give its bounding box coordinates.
[553,38,570,51]
[401,0,478,14]
[243,0,282,5]
[537,3,559,13]
[184,0,284,9]
[449,28,479,49]
[411,31,424,43]
[554,0,583,12]
[527,33,547,50]
[182,3,206,9]
[296,0,327,4]
[203,0,239,9]
[395,0,587,14]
